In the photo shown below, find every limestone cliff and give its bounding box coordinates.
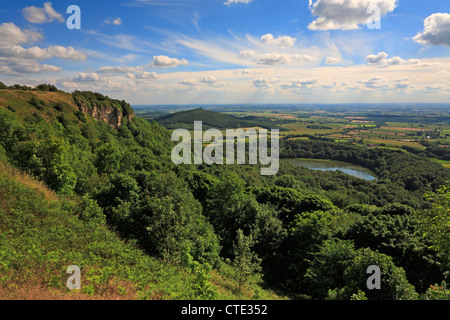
[77,102,124,129]
[72,91,134,129]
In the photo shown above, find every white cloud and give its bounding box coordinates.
[308,0,398,31]
[366,51,388,64]
[360,77,387,89]
[87,30,160,52]
[366,52,419,67]
[413,13,450,47]
[46,46,87,61]
[325,57,340,65]
[201,76,226,87]
[255,53,290,65]
[0,45,86,61]
[113,54,138,63]
[238,50,256,59]
[0,23,43,46]
[105,17,123,25]
[260,34,296,48]
[224,0,252,5]
[151,55,188,68]
[125,71,158,79]
[97,66,144,74]
[22,2,64,24]
[356,76,414,91]
[74,73,101,82]
[0,60,61,75]
[0,23,86,76]
[201,76,217,84]
[281,78,318,89]
[251,77,281,88]
[252,52,315,66]
[179,78,197,85]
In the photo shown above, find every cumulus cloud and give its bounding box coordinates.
[308,0,398,31]
[22,2,64,24]
[260,34,296,48]
[0,23,86,75]
[281,78,318,89]
[224,0,253,5]
[202,76,217,83]
[105,17,122,25]
[238,50,256,59]
[357,77,413,91]
[325,57,340,65]
[97,65,144,74]
[0,60,61,75]
[245,52,315,66]
[179,78,197,86]
[46,46,87,61]
[366,52,419,67]
[0,22,43,46]
[151,55,188,68]
[361,77,387,89]
[0,45,86,61]
[201,76,226,87]
[251,77,281,88]
[125,71,158,80]
[74,73,101,82]
[366,51,388,64]
[413,13,450,47]
[255,53,291,65]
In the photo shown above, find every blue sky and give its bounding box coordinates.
[0,0,449,104]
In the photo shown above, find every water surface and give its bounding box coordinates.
[286,158,377,181]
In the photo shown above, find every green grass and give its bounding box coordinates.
[431,158,450,168]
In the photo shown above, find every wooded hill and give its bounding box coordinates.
[155,107,284,130]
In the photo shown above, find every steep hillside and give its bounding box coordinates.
[0,158,284,300]
[0,159,192,299]
[0,85,284,300]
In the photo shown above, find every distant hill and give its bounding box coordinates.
[154,108,283,130]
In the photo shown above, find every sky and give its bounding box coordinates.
[0,0,450,105]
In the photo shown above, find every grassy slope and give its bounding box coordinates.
[0,152,285,300]
[0,90,284,300]
[0,90,80,124]
[0,159,191,299]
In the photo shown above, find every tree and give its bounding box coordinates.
[342,212,442,292]
[99,171,221,266]
[11,136,77,196]
[204,173,284,259]
[336,248,418,300]
[232,229,261,293]
[94,143,123,175]
[305,239,357,299]
[418,185,450,271]
[268,210,334,294]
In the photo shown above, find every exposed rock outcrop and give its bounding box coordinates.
[76,101,135,129]
[77,102,123,129]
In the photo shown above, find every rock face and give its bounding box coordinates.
[77,102,133,129]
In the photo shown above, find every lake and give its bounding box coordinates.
[286,158,377,181]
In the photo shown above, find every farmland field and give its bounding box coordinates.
[139,104,450,163]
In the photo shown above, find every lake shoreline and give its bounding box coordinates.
[284,158,378,181]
